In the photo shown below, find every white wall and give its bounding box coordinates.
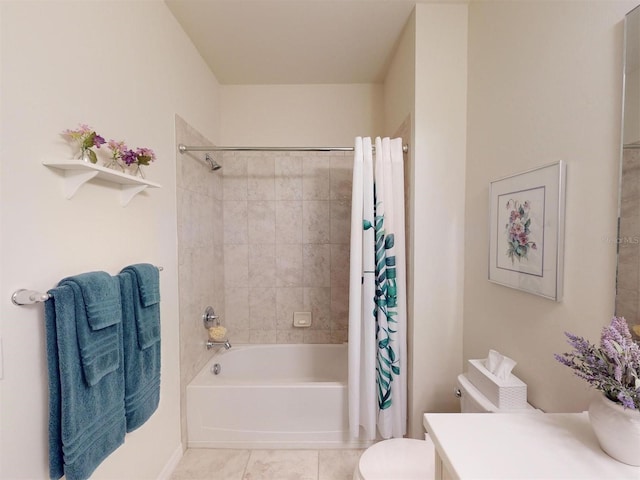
[464,1,635,413]
[382,9,418,435]
[383,10,415,138]
[220,84,384,146]
[409,3,468,436]
[0,1,220,478]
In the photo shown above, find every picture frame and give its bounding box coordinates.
[488,161,566,301]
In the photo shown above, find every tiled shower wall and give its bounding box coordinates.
[221,151,353,344]
[175,115,225,443]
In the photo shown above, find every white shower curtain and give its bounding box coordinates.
[348,136,407,440]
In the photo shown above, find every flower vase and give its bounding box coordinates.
[78,148,96,164]
[133,164,145,179]
[588,393,640,466]
[104,159,124,172]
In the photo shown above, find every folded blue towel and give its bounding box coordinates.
[45,285,126,480]
[118,269,161,432]
[58,272,122,386]
[60,271,122,329]
[122,263,160,307]
[120,264,160,349]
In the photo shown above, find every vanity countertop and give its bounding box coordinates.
[423,412,640,479]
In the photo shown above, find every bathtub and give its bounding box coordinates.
[186,343,370,449]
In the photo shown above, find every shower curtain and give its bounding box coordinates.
[348,136,407,440]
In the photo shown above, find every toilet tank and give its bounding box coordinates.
[457,374,539,413]
[457,374,500,412]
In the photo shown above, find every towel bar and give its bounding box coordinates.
[11,266,164,306]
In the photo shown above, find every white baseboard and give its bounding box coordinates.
[157,443,184,480]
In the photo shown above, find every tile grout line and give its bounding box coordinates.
[241,449,252,480]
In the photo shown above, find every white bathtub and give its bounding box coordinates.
[186,343,370,449]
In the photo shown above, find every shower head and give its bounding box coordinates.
[205,153,222,171]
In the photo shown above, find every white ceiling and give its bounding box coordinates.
[165,0,420,85]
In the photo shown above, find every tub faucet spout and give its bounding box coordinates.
[206,339,232,351]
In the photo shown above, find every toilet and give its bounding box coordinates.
[353,373,539,480]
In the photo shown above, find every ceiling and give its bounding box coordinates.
[165,0,420,85]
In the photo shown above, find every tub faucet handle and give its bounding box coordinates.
[203,306,219,328]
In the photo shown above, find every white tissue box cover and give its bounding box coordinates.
[467,359,527,409]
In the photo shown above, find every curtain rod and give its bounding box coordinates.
[178,143,410,154]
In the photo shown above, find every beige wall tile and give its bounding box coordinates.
[330,244,350,288]
[223,154,248,200]
[225,287,250,331]
[248,200,276,244]
[303,244,331,287]
[224,244,249,287]
[303,156,331,200]
[276,287,304,329]
[249,329,277,344]
[224,200,248,244]
[276,200,303,244]
[275,155,303,200]
[303,200,331,244]
[304,329,332,344]
[330,200,351,244]
[330,153,353,200]
[303,287,331,330]
[249,244,276,287]
[276,330,305,344]
[276,243,303,287]
[249,287,277,329]
[248,156,276,200]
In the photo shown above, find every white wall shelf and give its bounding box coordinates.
[43,160,161,206]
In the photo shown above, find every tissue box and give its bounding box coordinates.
[467,359,527,409]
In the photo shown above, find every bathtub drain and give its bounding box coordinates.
[212,363,221,375]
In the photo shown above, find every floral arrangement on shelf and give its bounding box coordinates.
[61,124,105,164]
[62,124,156,178]
[105,140,127,171]
[555,316,640,411]
[505,199,536,263]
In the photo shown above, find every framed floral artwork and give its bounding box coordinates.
[488,161,566,301]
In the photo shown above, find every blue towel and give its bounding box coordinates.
[45,285,126,480]
[118,267,161,432]
[120,264,160,349]
[59,272,122,386]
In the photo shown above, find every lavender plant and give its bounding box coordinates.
[555,317,640,410]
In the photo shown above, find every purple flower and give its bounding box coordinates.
[122,149,138,166]
[618,392,636,409]
[555,317,640,411]
[93,134,105,148]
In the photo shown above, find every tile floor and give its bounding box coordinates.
[170,448,365,480]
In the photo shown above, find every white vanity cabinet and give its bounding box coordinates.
[423,412,640,479]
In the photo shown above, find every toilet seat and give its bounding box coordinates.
[354,438,434,480]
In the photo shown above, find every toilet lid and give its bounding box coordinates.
[358,438,434,480]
